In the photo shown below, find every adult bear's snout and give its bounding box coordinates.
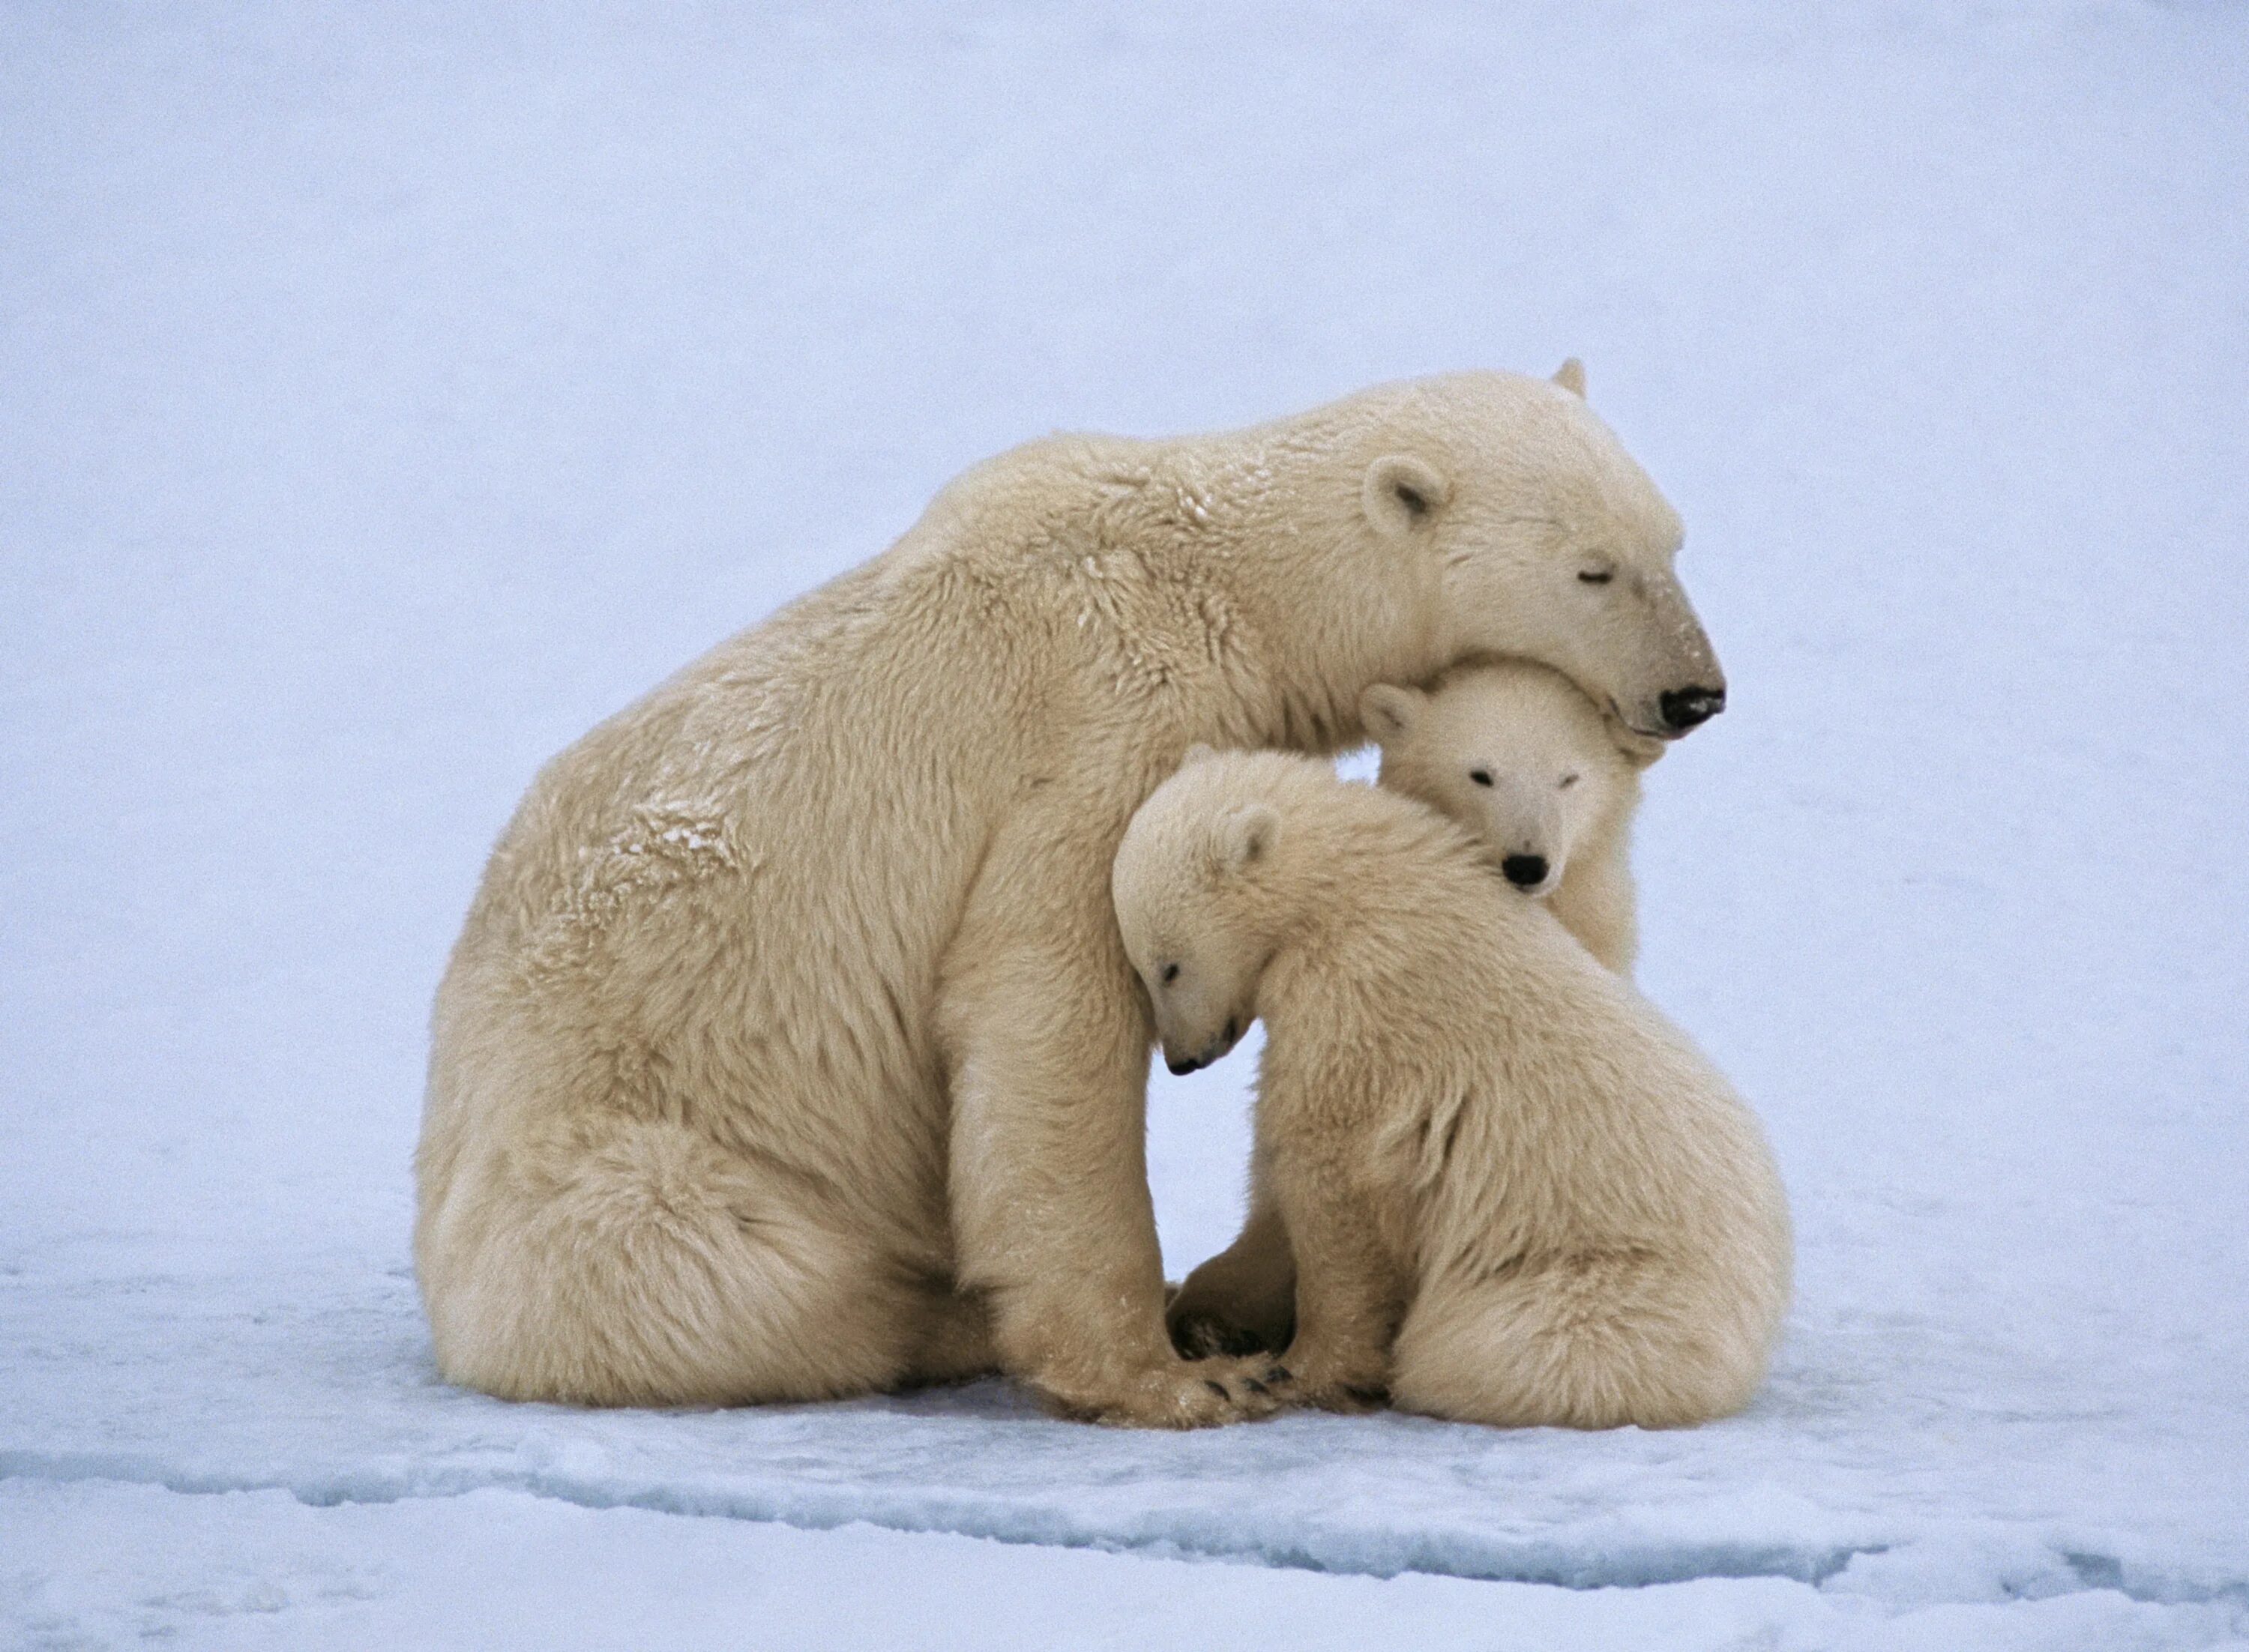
[1166,1055,1201,1076]
[1658,684,1726,733]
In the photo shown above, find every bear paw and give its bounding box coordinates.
[1272,1351,1389,1414]
[1030,1354,1292,1429]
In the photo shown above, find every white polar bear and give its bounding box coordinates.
[1167,657,1664,1357]
[414,364,1727,1426]
[1114,749,1790,1427]
[1363,658,1664,977]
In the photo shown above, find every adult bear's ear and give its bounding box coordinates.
[1212,805,1280,875]
[1359,683,1424,746]
[1551,357,1587,398]
[1362,454,1449,539]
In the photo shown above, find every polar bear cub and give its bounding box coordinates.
[1163,658,1663,1358]
[1116,747,1790,1428]
[1362,660,1663,977]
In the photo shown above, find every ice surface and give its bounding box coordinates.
[4,3,2247,1648]
[6,1257,2248,1614]
[9,1480,2245,1652]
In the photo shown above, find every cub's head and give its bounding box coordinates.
[1113,748,1292,1076]
[1356,363,1725,740]
[1361,660,1660,897]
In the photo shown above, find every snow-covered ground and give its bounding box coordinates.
[13,1482,2244,1652]
[4,4,2245,1648]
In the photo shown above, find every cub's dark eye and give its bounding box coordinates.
[1161,963,1180,984]
[1469,769,1493,788]
[1559,773,1580,789]
[1578,569,1613,585]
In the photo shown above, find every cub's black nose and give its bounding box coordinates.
[1659,685,1726,732]
[1167,1055,1199,1076]
[1501,854,1549,888]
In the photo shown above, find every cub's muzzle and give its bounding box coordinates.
[1501,854,1550,890]
[1162,1015,1242,1076]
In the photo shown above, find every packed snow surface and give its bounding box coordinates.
[10,1481,2245,1652]
[3,3,2245,1648]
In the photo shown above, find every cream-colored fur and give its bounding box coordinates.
[1364,659,1663,977]
[1119,750,1789,1428]
[1168,659,1664,1355]
[415,367,1726,1426]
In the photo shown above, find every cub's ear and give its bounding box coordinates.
[1610,722,1666,771]
[1362,454,1450,539]
[1211,804,1280,876]
[1359,683,1425,746]
[1551,357,1587,398]
[1180,742,1220,768]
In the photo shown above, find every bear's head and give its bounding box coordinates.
[1112,746,1291,1076]
[1361,660,1661,898]
[1355,363,1726,741]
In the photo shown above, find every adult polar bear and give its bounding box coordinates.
[413,366,1726,1426]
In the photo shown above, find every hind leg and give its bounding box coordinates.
[1391,1253,1768,1429]
[418,1115,924,1406]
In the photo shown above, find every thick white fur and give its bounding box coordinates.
[1120,750,1789,1428]
[415,368,1723,1426]
[1364,659,1663,977]
[1166,660,1661,1357]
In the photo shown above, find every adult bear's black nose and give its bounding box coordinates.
[1166,1055,1200,1076]
[1659,685,1726,732]
[1501,854,1549,889]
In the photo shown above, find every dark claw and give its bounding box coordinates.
[1343,1383,1390,1407]
[1269,1366,1292,1384]
[1205,1379,1229,1399]
[1244,1377,1269,1396]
